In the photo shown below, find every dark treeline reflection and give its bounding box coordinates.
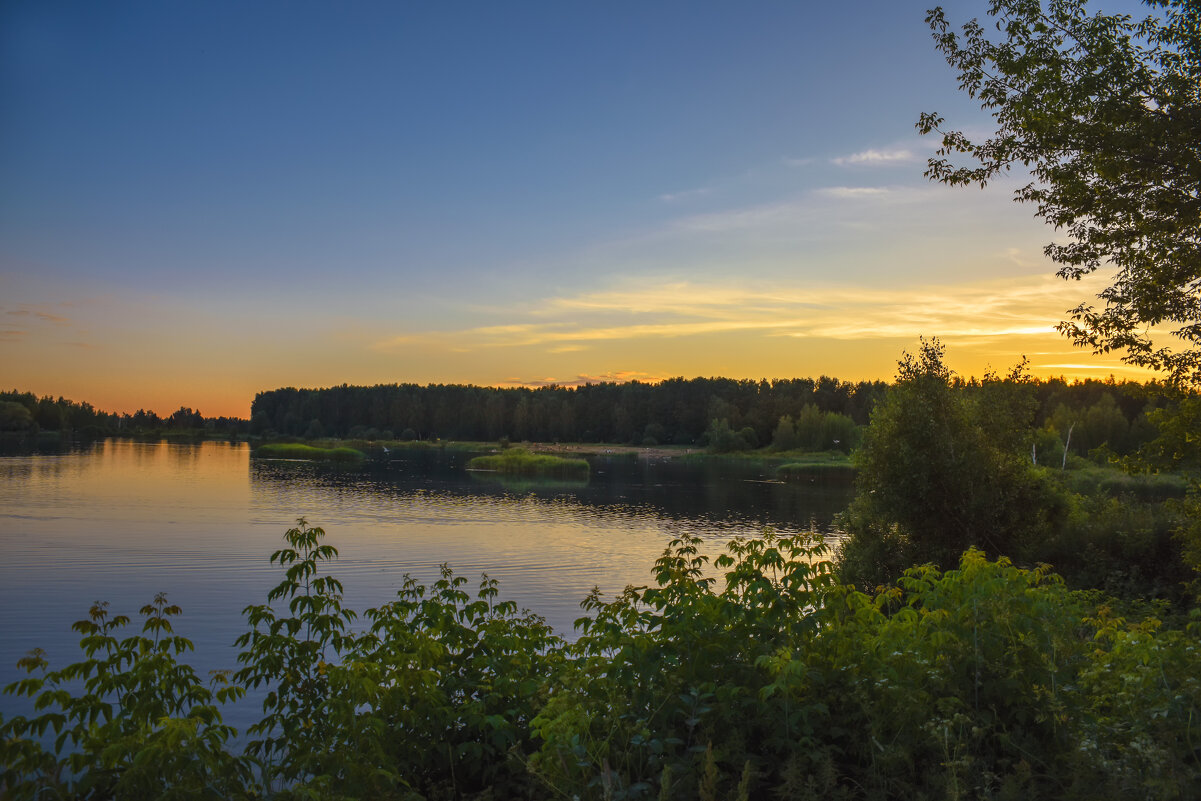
[250,448,856,533]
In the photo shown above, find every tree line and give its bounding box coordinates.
[0,390,248,438]
[250,374,1177,456]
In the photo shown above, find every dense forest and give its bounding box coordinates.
[0,390,249,438]
[250,374,1171,457]
[2,374,1171,461]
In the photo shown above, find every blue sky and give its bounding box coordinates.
[0,0,1154,416]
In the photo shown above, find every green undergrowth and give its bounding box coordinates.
[2,521,1199,799]
[1060,463,1189,501]
[467,447,590,478]
[252,442,366,462]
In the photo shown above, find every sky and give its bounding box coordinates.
[0,0,1158,418]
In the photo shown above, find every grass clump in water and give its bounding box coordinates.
[467,447,589,479]
[253,443,366,463]
[777,459,856,480]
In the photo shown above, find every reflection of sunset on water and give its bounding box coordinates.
[0,440,852,728]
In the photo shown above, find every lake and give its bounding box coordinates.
[0,438,853,726]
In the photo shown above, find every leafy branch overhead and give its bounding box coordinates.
[919,0,1201,384]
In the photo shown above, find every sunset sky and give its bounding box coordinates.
[1,0,1156,418]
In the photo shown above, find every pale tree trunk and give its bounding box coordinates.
[1061,422,1075,471]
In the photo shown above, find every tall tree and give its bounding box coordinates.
[919,0,1201,383]
[838,339,1065,587]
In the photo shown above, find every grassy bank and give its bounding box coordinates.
[252,442,366,463]
[467,447,590,478]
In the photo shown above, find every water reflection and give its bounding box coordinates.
[1,440,854,727]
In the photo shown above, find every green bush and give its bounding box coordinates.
[3,523,1200,799]
[839,340,1069,588]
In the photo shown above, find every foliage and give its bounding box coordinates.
[1130,395,1201,475]
[0,401,35,432]
[530,529,836,799]
[703,417,754,453]
[1030,487,1193,602]
[771,406,861,453]
[0,595,248,799]
[352,566,565,799]
[839,339,1068,587]
[920,0,1201,384]
[1125,395,1201,597]
[250,376,889,444]
[0,389,249,437]
[466,447,590,478]
[234,519,360,794]
[4,523,1201,798]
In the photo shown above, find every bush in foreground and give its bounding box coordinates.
[2,522,1199,799]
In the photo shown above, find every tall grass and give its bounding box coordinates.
[467,447,589,478]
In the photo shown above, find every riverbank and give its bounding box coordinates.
[247,436,857,471]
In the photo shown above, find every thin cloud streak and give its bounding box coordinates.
[373,273,1105,352]
[663,184,924,235]
[659,187,712,203]
[4,305,72,324]
[831,148,917,166]
[816,186,892,199]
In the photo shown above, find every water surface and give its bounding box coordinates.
[0,439,853,723]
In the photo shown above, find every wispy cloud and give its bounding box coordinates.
[0,329,27,341]
[816,186,892,199]
[373,273,1105,354]
[5,305,71,324]
[831,148,917,166]
[782,156,814,167]
[658,187,712,203]
[670,200,812,232]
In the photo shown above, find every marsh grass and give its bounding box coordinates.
[777,460,857,480]
[467,447,590,478]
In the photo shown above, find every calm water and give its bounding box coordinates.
[0,439,853,725]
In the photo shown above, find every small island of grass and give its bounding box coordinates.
[467,447,589,479]
[777,452,855,480]
[252,443,366,463]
